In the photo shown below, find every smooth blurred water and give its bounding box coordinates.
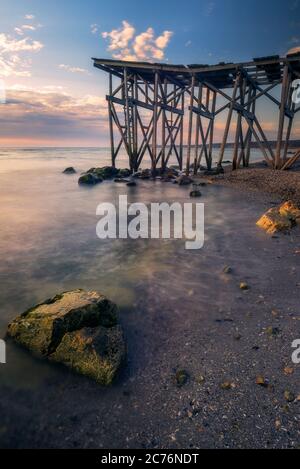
[0,146,265,174]
[0,146,268,390]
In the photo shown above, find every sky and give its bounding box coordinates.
[0,0,300,147]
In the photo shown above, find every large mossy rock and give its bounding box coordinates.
[257,200,300,234]
[7,290,126,385]
[79,166,120,186]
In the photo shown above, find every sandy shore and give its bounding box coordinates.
[209,165,300,205]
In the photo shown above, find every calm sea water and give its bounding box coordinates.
[0,146,266,390]
[0,146,264,174]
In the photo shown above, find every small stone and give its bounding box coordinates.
[256,375,269,387]
[284,390,296,402]
[240,282,249,291]
[233,333,242,341]
[275,419,281,430]
[283,367,294,375]
[174,369,189,388]
[223,266,233,274]
[189,190,202,198]
[195,374,206,384]
[266,326,281,337]
[220,381,235,390]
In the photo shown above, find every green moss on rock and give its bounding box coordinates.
[7,290,125,384]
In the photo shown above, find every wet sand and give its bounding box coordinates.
[0,166,300,449]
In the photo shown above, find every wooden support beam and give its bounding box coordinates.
[186,75,195,175]
[108,73,115,167]
[218,72,240,166]
[151,71,159,174]
[275,64,290,169]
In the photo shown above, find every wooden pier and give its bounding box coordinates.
[93,54,300,173]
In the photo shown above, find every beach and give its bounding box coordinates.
[0,148,299,449]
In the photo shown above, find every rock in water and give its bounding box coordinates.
[63,167,76,174]
[78,173,102,185]
[7,290,126,385]
[176,175,194,186]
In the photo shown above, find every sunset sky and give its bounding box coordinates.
[0,0,300,147]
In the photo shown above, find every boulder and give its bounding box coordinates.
[7,290,126,385]
[79,166,124,185]
[78,173,101,185]
[63,167,76,174]
[117,168,131,178]
[279,201,300,222]
[176,175,194,186]
[256,201,300,234]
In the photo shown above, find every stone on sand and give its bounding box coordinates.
[7,289,126,385]
[256,200,300,234]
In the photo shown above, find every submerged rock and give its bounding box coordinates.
[63,167,76,174]
[7,290,126,385]
[79,166,119,185]
[257,201,300,234]
[78,173,102,185]
[126,180,137,187]
[176,175,194,186]
[190,190,202,198]
[114,178,130,184]
[117,168,131,178]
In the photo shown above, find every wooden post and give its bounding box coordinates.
[108,73,115,167]
[124,67,133,170]
[133,74,138,171]
[275,64,290,169]
[161,78,167,171]
[186,74,195,175]
[208,91,216,170]
[194,84,202,174]
[218,71,240,166]
[152,71,159,175]
[232,75,243,170]
[179,92,185,171]
[283,79,295,163]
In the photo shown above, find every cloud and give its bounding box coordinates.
[102,21,135,52]
[91,24,99,35]
[287,45,300,56]
[185,40,192,47]
[14,20,42,36]
[102,21,173,62]
[204,2,215,16]
[0,86,108,144]
[59,64,90,74]
[25,14,35,20]
[0,32,44,77]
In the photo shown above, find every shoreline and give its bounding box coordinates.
[206,164,300,205]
